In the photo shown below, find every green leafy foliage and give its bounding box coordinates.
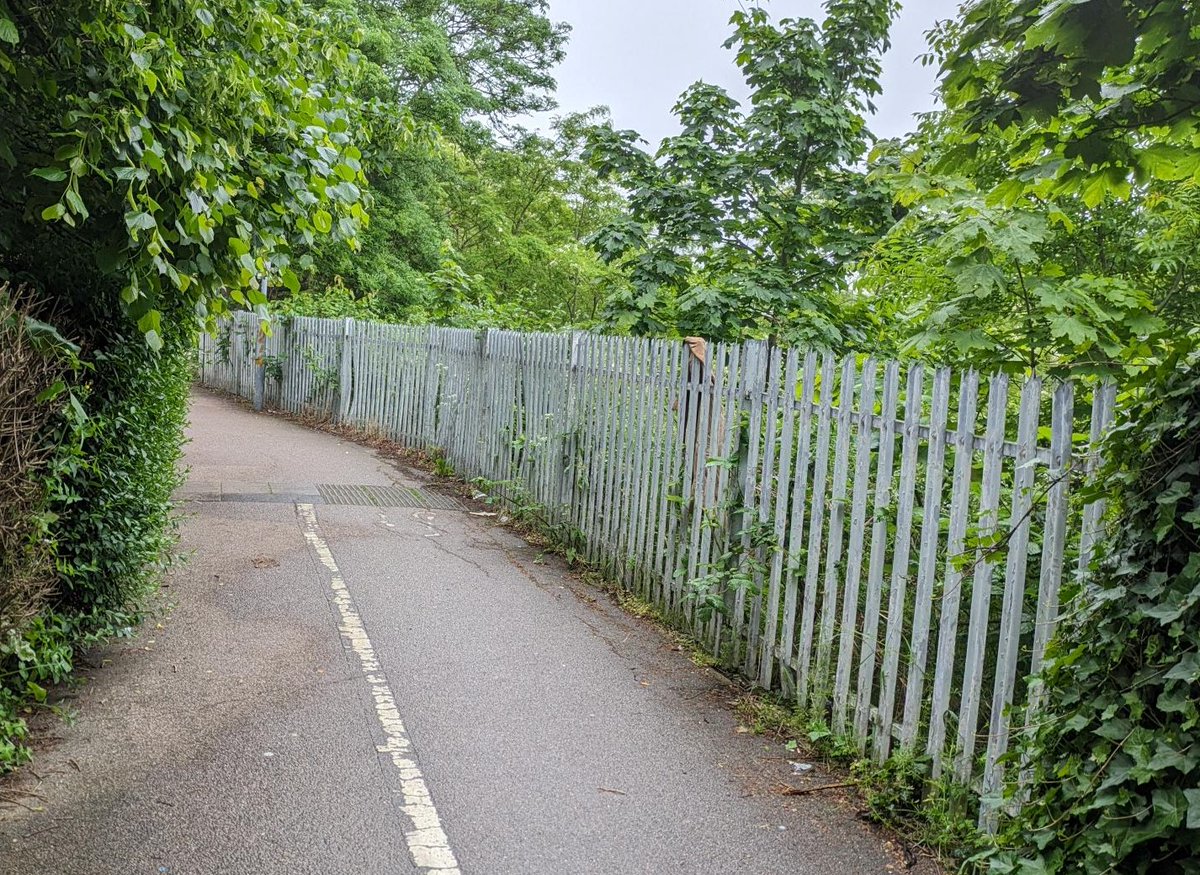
[856,0,1199,376]
[983,335,1200,873]
[584,2,898,345]
[0,613,77,770]
[0,0,373,337]
[936,0,1200,207]
[0,0,369,769]
[299,0,603,328]
[441,113,628,328]
[861,133,1171,375]
[275,276,386,321]
[44,332,191,630]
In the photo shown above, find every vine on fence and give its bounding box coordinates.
[982,336,1200,873]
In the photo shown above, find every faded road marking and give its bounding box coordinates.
[297,503,461,874]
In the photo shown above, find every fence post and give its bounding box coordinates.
[338,317,354,423]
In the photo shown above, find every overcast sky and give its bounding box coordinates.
[528,0,963,147]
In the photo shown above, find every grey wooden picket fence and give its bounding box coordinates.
[199,311,1116,827]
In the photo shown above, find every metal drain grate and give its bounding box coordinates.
[316,483,467,511]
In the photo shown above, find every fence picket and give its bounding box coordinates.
[759,348,799,689]
[927,370,980,773]
[853,361,900,747]
[796,354,836,704]
[874,364,925,760]
[832,358,876,731]
[955,374,1010,782]
[900,367,952,750]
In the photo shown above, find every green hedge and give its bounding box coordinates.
[0,320,192,771]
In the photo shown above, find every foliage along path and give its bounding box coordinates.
[0,390,934,875]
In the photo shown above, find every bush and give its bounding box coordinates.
[0,287,71,639]
[46,329,191,636]
[0,300,191,772]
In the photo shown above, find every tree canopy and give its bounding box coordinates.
[584,1,898,345]
[0,0,376,344]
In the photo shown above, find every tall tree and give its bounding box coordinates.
[584,1,898,345]
[301,0,570,312]
[441,111,627,327]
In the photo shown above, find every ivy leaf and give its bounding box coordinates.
[1164,652,1200,682]
[1186,789,1200,830]
[0,17,17,45]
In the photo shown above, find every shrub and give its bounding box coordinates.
[988,335,1200,873]
[46,329,191,635]
[0,297,191,772]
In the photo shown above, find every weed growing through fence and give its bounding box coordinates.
[262,354,286,385]
[685,511,777,624]
[216,323,234,365]
[732,691,984,868]
[300,346,339,400]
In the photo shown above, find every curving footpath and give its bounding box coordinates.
[0,389,939,875]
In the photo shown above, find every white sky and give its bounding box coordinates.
[528,0,963,147]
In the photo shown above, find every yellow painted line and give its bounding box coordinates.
[297,503,462,874]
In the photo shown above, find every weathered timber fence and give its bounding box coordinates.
[199,312,1116,827]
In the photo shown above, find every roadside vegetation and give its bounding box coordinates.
[2,0,1198,872]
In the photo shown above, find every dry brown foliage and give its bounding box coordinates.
[0,285,67,638]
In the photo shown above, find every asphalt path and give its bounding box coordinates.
[0,389,937,875]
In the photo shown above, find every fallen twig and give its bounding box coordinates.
[778,781,851,796]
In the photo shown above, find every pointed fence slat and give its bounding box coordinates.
[979,376,1043,830]
[814,355,857,705]
[797,354,837,705]
[875,364,925,761]
[833,358,877,731]
[900,367,952,751]
[955,374,1010,783]
[759,348,799,689]
[853,360,901,747]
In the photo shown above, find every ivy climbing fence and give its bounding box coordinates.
[199,312,1117,828]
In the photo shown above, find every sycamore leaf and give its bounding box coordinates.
[1049,314,1095,346]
